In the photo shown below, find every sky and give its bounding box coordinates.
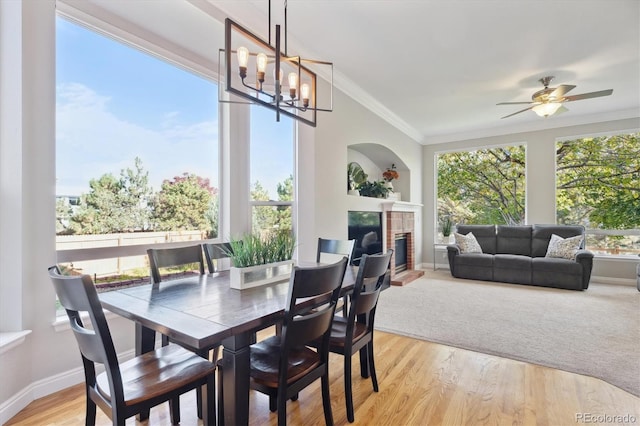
[56,17,293,199]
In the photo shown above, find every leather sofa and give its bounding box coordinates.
[447,224,593,290]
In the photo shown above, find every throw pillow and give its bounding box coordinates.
[361,231,377,249]
[454,232,483,254]
[545,233,583,260]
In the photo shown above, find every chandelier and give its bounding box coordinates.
[220,0,333,127]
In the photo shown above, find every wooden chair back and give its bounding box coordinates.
[203,242,233,273]
[49,266,129,411]
[348,250,393,324]
[316,238,356,265]
[282,257,348,349]
[147,245,205,284]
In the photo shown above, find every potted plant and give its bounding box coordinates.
[225,231,296,290]
[441,216,454,243]
[382,164,399,191]
[347,162,367,195]
[357,180,391,199]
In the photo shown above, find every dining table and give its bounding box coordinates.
[99,263,358,425]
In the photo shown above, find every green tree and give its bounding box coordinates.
[55,198,74,235]
[275,175,293,231]
[206,194,219,238]
[152,173,216,232]
[250,176,294,234]
[437,146,526,226]
[69,157,152,234]
[556,133,640,230]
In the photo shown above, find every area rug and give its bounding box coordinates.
[375,270,640,397]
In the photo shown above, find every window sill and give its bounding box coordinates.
[593,254,640,261]
[0,330,32,355]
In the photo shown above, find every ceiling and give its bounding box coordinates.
[68,0,640,145]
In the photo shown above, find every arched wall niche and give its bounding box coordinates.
[347,143,410,202]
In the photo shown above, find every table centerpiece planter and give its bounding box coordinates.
[230,259,295,290]
[225,231,296,290]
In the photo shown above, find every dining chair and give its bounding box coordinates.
[327,250,392,423]
[203,242,233,273]
[146,245,215,418]
[147,245,205,284]
[48,266,216,426]
[316,238,356,265]
[317,238,356,316]
[221,257,348,426]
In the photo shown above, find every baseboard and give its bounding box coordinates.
[591,275,636,286]
[0,348,135,425]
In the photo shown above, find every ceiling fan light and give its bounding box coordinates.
[533,102,562,117]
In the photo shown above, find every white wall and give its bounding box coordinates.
[306,78,424,262]
[422,117,640,280]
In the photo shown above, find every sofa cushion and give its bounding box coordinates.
[531,224,585,257]
[545,234,583,260]
[453,253,494,281]
[454,232,483,253]
[456,225,497,254]
[494,254,532,284]
[532,257,583,290]
[497,225,532,256]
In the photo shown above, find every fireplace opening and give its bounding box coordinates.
[395,233,408,273]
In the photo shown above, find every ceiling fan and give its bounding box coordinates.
[497,76,613,119]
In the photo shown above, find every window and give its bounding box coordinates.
[436,145,526,239]
[55,17,219,287]
[249,105,294,236]
[556,132,639,256]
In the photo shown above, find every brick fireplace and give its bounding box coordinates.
[386,211,424,285]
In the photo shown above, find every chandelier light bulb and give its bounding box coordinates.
[301,83,310,107]
[237,46,249,79]
[288,72,298,98]
[256,52,268,83]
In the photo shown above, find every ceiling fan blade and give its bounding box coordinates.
[564,89,613,102]
[496,101,534,105]
[549,84,576,99]
[500,105,535,119]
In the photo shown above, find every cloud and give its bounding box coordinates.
[56,83,219,195]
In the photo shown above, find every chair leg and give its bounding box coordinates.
[269,394,277,412]
[196,387,203,418]
[85,395,96,426]
[217,363,224,425]
[277,393,287,426]
[202,378,216,426]
[344,355,355,423]
[321,373,334,426]
[169,396,180,425]
[368,341,379,392]
[359,346,370,378]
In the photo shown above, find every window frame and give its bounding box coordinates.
[555,130,640,258]
[54,10,224,284]
[433,142,528,242]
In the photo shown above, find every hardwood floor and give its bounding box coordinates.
[7,330,639,425]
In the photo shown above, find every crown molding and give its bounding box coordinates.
[420,108,640,145]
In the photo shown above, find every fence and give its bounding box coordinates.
[56,231,207,278]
